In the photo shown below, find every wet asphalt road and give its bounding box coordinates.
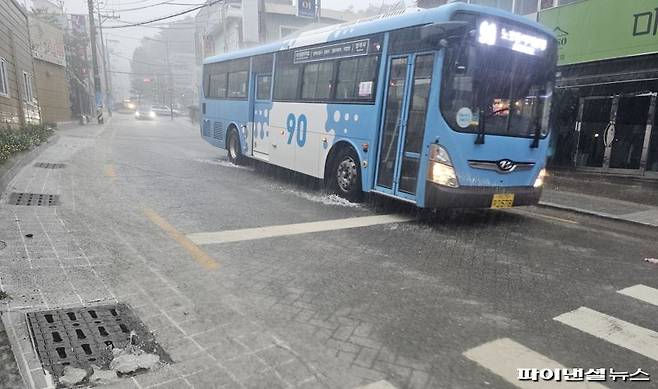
[8,113,658,389]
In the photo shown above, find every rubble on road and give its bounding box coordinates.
[57,331,161,387]
[88,365,118,384]
[110,347,160,374]
[58,366,87,386]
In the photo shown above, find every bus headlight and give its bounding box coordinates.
[534,168,547,188]
[428,144,459,188]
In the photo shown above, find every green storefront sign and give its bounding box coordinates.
[539,0,658,66]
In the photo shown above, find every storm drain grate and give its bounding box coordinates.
[34,162,66,169]
[8,192,59,206]
[27,304,170,381]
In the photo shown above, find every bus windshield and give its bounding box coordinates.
[441,35,555,139]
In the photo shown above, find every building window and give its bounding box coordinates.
[468,0,513,11]
[514,0,538,14]
[301,61,334,100]
[256,75,271,100]
[335,55,379,101]
[280,26,299,39]
[23,72,34,102]
[0,58,8,97]
[227,70,248,98]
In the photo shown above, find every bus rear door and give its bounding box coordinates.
[250,55,274,161]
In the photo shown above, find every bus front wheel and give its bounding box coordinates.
[227,128,244,165]
[328,147,363,202]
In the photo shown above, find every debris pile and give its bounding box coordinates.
[57,331,161,387]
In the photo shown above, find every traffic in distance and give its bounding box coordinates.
[200,2,556,209]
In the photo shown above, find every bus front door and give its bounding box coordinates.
[375,53,434,200]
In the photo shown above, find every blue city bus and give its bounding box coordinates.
[200,2,557,208]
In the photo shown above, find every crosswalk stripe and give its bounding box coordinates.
[463,338,608,388]
[187,214,412,245]
[554,307,658,362]
[617,284,658,307]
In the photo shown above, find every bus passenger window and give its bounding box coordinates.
[228,71,248,98]
[256,75,271,100]
[274,65,300,100]
[302,61,333,100]
[209,72,227,98]
[336,55,379,102]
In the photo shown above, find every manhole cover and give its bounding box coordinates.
[8,192,59,206]
[34,162,66,169]
[27,304,171,382]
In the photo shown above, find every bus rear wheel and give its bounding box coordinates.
[328,147,363,202]
[227,128,244,165]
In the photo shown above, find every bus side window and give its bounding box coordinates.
[336,55,379,102]
[257,75,271,100]
[228,71,248,99]
[208,72,227,98]
[301,61,333,100]
[274,64,300,101]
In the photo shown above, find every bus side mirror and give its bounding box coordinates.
[202,103,206,114]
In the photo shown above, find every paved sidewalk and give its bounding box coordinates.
[539,189,658,228]
[0,119,374,389]
[0,314,24,389]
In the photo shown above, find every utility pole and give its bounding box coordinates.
[87,0,103,123]
[97,2,110,117]
[165,40,173,120]
[96,3,119,117]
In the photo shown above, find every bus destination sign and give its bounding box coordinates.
[478,20,548,56]
[294,39,370,64]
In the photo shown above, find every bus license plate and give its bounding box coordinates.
[491,193,514,208]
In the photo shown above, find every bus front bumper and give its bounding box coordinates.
[424,182,542,209]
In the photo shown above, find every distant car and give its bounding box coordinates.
[134,106,156,120]
[151,105,172,116]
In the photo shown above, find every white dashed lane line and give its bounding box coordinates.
[187,214,412,245]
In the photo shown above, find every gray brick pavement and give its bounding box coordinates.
[0,314,25,389]
[0,130,370,388]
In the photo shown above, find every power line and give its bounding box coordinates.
[103,0,222,29]
[101,0,164,8]
[111,52,165,66]
[110,70,193,77]
[102,0,203,13]
[106,32,193,42]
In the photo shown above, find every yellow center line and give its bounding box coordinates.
[143,208,219,271]
[104,164,117,179]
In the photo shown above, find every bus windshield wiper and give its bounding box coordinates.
[475,107,509,144]
[530,125,541,148]
[475,108,485,144]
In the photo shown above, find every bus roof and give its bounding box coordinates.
[203,2,555,65]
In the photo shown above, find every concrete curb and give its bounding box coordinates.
[0,133,60,198]
[538,200,658,229]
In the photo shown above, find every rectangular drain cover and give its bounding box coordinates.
[34,162,66,169]
[8,192,59,206]
[27,304,170,380]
